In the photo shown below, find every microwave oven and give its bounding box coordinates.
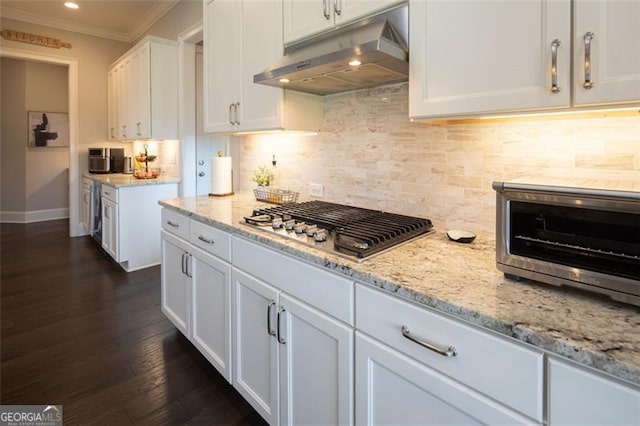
[88,148,124,173]
[493,181,640,307]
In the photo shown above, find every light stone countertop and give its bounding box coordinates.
[83,172,180,188]
[159,192,640,386]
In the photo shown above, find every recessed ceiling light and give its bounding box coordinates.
[64,2,79,10]
[348,59,362,67]
[279,78,290,83]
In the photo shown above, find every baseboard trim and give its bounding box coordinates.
[1,208,70,223]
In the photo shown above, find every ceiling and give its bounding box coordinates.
[0,0,183,43]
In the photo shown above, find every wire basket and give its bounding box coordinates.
[253,187,299,204]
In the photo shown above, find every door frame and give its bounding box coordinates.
[177,20,203,197]
[0,47,81,236]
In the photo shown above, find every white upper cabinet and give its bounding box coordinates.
[107,36,177,140]
[573,0,640,106]
[409,0,640,120]
[409,0,571,119]
[283,0,405,45]
[204,0,323,134]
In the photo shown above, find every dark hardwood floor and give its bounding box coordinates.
[1,219,266,425]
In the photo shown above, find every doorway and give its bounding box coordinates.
[0,47,80,236]
[178,22,227,197]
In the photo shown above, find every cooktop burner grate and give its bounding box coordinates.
[244,201,434,260]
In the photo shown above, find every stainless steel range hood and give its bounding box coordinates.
[254,4,408,96]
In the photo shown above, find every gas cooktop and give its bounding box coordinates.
[242,201,434,262]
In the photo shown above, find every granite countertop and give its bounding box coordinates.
[83,172,180,188]
[159,192,640,386]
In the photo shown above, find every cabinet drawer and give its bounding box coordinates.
[161,208,190,240]
[101,185,118,203]
[356,284,543,422]
[233,237,354,325]
[189,219,231,262]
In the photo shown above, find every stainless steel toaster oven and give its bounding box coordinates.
[493,181,640,306]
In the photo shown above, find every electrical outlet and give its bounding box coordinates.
[309,183,324,197]
[169,152,176,164]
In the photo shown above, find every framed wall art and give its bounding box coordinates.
[28,111,69,147]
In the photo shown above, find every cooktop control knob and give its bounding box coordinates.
[305,224,318,237]
[314,229,327,242]
[294,222,306,234]
[272,217,283,229]
[284,219,296,231]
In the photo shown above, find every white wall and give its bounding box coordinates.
[142,0,202,42]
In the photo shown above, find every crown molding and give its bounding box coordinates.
[128,0,180,43]
[0,1,180,44]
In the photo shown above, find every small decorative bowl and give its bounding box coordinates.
[133,168,160,179]
[135,155,157,163]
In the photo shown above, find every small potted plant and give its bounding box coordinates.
[252,165,275,187]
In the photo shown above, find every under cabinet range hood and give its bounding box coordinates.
[254,4,408,96]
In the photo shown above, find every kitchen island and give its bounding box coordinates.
[83,172,180,187]
[159,192,640,386]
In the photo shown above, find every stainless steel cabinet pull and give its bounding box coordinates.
[186,254,192,278]
[583,32,595,89]
[277,307,286,344]
[166,220,179,228]
[333,0,341,16]
[322,0,330,19]
[401,325,457,357]
[550,39,561,93]
[122,125,127,137]
[104,191,111,196]
[228,103,234,125]
[181,252,186,275]
[233,102,240,125]
[198,235,215,245]
[136,122,142,136]
[266,301,276,336]
[198,171,205,177]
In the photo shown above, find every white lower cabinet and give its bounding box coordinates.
[160,217,233,382]
[101,197,118,260]
[355,283,544,424]
[355,332,534,425]
[548,357,640,425]
[231,237,354,426]
[161,230,191,337]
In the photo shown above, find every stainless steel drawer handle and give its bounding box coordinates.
[550,39,561,93]
[583,31,595,89]
[198,235,215,245]
[401,325,457,357]
[166,220,179,228]
[228,103,234,125]
[266,301,276,336]
[277,307,286,344]
[181,252,186,275]
[233,102,240,126]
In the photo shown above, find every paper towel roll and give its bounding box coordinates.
[210,156,234,196]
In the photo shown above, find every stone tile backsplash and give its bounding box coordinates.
[236,83,640,237]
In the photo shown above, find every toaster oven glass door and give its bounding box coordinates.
[509,201,640,281]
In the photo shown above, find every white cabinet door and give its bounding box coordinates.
[283,0,333,45]
[279,293,353,426]
[409,0,571,119]
[355,332,536,425]
[191,246,232,383]
[239,0,284,132]
[573,0,640,106]
[126,44,151,139]
[284,0,403,44]
[161,231,191,337]
[116,61,129,139]
[101,197,118,260]
[203,0,240,133]
[232,268,279,425]
[107,69,118,140]
[338,0,404,25]
[548,358,640,425]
